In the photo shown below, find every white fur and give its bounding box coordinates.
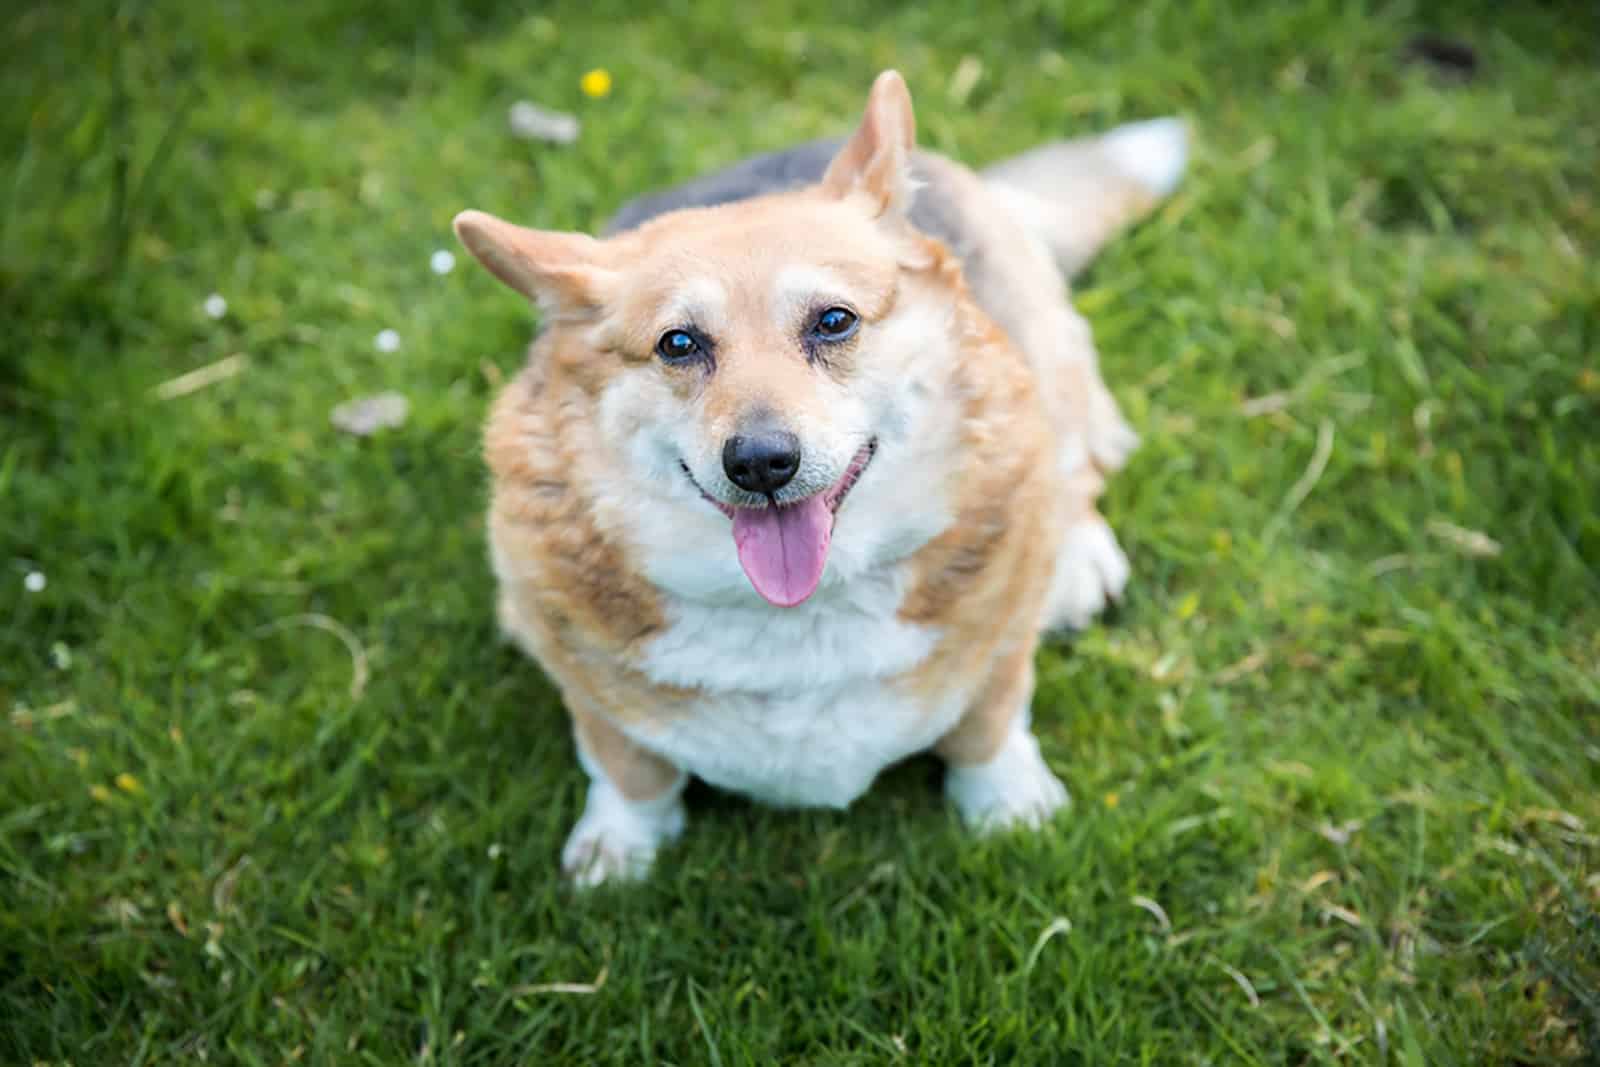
[641,568,936,692]
[773,264,859,321]
[562,760,687,888]
[592,376,955,608]
[627,673,966,809]
[592,283,962,607]
[656,276,729,335]
[1101,118,1189,198]
[1086,381,1141,472]
[1046,516,1131,631]
[945,712,1069,831]
[628,565,963,807]
[1056,430,1089,484]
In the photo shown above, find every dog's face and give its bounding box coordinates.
[459,73,958,607]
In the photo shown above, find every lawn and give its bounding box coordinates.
[3,0,1598,1062]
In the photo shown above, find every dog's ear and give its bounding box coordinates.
[453,210,615,313]
[821,70,917,217]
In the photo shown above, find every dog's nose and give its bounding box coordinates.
[723,431,801,494]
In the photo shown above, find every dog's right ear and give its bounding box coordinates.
[453,210,615,314]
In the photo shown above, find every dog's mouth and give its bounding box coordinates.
[680,438,877,608]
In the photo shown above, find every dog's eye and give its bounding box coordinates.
[656,329,701,363]
[811,306,859,341]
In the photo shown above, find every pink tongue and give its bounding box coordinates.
[731,496,833,607]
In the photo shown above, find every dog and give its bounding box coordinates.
[453,71,1186,886]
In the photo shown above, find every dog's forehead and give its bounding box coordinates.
[619,198,899,314]
[649,264,863,322]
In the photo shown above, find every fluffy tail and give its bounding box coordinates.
[981,118,1188,278]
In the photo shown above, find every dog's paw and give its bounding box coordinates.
[561,780,686,889]
[1046,517,1130,632]
[1086,385,1141,473]
[946,721,1070,833]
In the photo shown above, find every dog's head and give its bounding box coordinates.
[458,72,964,608]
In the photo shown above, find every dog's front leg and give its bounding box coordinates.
[937,649,1069,832]
[562,708,687,888]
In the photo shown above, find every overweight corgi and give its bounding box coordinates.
[454,71,1187,886]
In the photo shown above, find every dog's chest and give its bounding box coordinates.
[624,575,965,807]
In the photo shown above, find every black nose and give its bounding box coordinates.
[723,431,801,494]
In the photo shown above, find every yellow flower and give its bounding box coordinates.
[89,784,112,803]
[1104,791,1120,809]
[580,68,613,99]
[115,772,144,795]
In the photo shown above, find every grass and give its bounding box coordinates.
[3,0,1598,1062]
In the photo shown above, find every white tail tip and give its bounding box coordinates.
[1101,118,1189,198]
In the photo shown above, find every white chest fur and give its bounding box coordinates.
[623,569,964,808]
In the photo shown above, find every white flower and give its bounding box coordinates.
[375,329,401,353]
[430,249,456,275]
[23,571,46,593]
[203,293,228,319]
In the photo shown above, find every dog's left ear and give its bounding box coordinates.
[821,70,917,218]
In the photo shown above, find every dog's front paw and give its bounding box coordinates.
[561,780,686,889]
[945,721,1070,833]
[1046,517,1130,632]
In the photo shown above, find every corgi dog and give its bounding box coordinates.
[454,71,1186,887]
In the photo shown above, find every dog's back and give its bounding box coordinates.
[604,139,844,236]
[605,121,1187,302]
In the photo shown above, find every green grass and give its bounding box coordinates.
[4,0,1599,1062]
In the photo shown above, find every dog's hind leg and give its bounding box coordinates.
[946,186,1140,476]
[1024,300,1140,476]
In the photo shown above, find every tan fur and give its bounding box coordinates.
[934,643,1036,766]
[822,70,918,215]
[457,70,1182,882]
[572,706,683,802]
[887,242,1063,764]
[486,354,701,732]
[913,152,1128,477]
[897,253,1055,624]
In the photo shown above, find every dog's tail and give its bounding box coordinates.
[981,118,1188,278]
